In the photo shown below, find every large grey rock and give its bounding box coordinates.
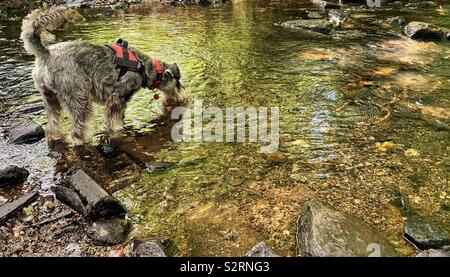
[280,19,333,34]
[131,239,167,257]
[86,218,130,246]
[416,249,450,257]
[8,120,45,144]
[0,165,29,187]
[404,22,449,41]
[244,242,279,257]
[404,218,450,250]
[296,202,399,257]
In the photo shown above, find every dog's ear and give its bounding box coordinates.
[165,63,181,80]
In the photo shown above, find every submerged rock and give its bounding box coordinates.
[307,11,323,19]
[131,239,167,257]
[405,1,438,9]
[244,242,279,257]
[8,120,45,144]
[0,165,29,186]
[280,19,333,34]
[296,202,399,257]
[404,218,450,250]
[86,218,130,246]
[404,22,449,41]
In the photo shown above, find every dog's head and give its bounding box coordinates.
[159,62,183,94]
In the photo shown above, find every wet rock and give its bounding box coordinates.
[70,170,126,220]
[53,185,87,216]
[416,249,450,257]
[131,239,167,257]
[244,242,279,257]
[86,218,130,246]
[0,192,38,223]
[113,1,129,10]
[405,1,438,9]
[0,165,29,187]
[145,162,176,173]
[8,120,45,144]
[13,103,45,115]
[296,202,399,256]
[280,19,333,34]
[307,11,323,19]
[386,16,406,27]
[404,22,449,41]
[98,143,117,158]
[404,218,450,249]
[310,0,341,10]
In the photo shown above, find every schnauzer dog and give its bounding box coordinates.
[21,6,184,145]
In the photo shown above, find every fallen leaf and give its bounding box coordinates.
[376,141,401,152]
[404,148,420,157]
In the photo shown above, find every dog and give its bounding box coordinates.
[20,6,184,145]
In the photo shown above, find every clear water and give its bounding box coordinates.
[0,1,449,256]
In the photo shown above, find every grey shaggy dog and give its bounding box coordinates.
[21,6,185,145]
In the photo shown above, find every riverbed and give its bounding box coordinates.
[0,0,449,256]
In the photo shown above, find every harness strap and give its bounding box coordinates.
[107,39,165,91]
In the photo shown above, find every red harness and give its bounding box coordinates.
[107,39,164,90]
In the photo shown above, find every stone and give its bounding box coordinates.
[53,185,87,216]
[0,192,38,223]
[131,239,167,257]
[404,22,448,41]
[70,170,126,220]
[416,249,450,257]
[307,11,323,19]
[405,1,438,9]
[145,162,176,173]
[296,202,399,256]
[244,242,279,257]
[13,103,45,115]
[0,165,29,187]
[310,0,341,10]
[280,19,333,34]
[86,218,130,246]
[404,218,450,250]
[8,120,45,144]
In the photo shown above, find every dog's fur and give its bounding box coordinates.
[21,6,184,145]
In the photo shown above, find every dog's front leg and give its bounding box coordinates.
[105,96,126,134]
[41,88,63,140]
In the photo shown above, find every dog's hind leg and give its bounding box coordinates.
[41,87,63,140]
[67,96,93,145]
[105,96,126,134]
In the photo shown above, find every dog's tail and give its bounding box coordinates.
[20,6,67,58]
